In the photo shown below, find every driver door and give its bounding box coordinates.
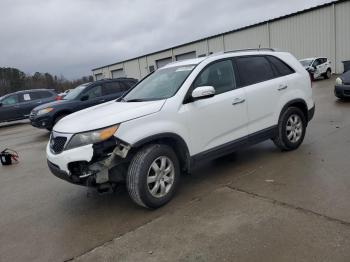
[181,59,248,157]
[77,85,104,110]
[312,59,322,78]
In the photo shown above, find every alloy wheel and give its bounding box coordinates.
[286,114,303,143]
[147,156,175,198]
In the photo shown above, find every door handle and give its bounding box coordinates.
[278,85,288,91]
[232,98,245,105]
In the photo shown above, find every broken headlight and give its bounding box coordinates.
[65,125,119,150]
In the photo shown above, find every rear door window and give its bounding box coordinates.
[235,56,275,86]
[103,82,126,95]
[19,93,32,102]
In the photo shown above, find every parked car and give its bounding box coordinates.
[57,89,72,100]
[47,49,315,209]
[0,89,57,123]
[334,70,350,99]
[30,78,137,131]
[299,57,332,80]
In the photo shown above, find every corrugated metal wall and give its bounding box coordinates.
[335,1,350,73]
[93,1,350,80]
[269,7,334,67]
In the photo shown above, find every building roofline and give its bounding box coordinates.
[92,0,344,71]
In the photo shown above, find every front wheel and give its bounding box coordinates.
[126,144,180,209]
[324,69,331,79]
[273,107,306,151]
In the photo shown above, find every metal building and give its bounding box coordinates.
[92,0,350,80]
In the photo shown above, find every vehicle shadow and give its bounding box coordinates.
[0,120,29,129]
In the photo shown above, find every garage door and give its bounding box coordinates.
[156,57,173,69]
[111,69,125,79]
[175,51,196,61]
[95,73,103,80]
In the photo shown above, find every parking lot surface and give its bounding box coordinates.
[1,76,350,262]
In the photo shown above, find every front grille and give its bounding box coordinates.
[344,90,350,96]
[50,136,67,154]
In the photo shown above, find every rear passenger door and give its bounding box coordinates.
[102,81,129,101]
[234,55,295,135]
[18,91,43,117]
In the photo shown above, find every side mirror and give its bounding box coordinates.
[191,86,215,101]
[80,95,89,101]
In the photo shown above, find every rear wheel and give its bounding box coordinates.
[126,144,180,208]
[273,107,306,151]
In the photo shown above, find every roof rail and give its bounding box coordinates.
[224,48,276,53]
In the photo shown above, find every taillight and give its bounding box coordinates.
[55,96,62,101]
[309,73,313,88]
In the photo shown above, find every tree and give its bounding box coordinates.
[0,67,93,96]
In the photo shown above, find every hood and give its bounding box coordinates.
[33,100,74,111]
[54,100,166,133]
[340,70,350,84]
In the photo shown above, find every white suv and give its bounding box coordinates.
[299,57,332,80]
[47,49,315,208]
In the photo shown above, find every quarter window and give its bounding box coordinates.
[193,60,236,95]
[267,56,295,77]
[39,91,53,98]
[236,56,275,86]
[30,92,42,100]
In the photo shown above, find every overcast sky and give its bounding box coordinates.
[0,0,334,79]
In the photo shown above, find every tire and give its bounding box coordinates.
[273,107,306,151]
[126,144,180,209]
[324,69,331,79]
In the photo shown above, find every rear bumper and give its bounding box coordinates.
[334,84,350,98]
[308,104,315,122]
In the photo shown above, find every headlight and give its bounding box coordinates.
[37,108,54,116]
[335,77,343,85]
[65,125,119,150]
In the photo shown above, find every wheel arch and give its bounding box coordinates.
[53,110,72,122]
[132,133,191,172]
[279,99,309,123]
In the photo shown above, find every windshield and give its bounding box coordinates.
[63,83,90,100]
[300,59,313,67]
[123,65,195,102]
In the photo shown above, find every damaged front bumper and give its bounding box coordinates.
[46,136,131,187]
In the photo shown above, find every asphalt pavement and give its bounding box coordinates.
[1,76,350,262]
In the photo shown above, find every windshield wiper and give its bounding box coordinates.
[125,98,146,102]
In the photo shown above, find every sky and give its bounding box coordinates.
[0,0,334,79]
